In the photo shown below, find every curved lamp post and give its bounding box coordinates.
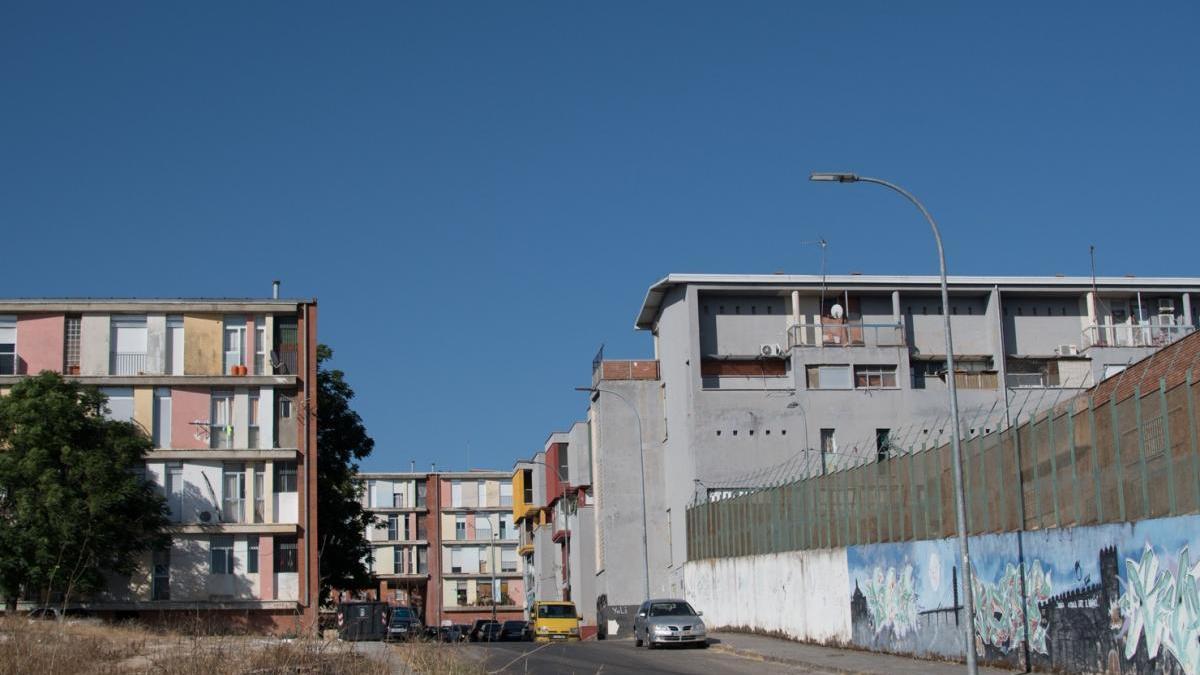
[810,172,978,674]
[576,385,651,602]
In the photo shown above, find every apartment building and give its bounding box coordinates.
[583,273,1200,636]
[0,298,319,634]
[358,470,522,627]
[512,427,597,632]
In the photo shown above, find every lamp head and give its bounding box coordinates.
[809,172,859,183]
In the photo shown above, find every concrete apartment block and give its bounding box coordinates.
[574,273,1200,637]
[357,470,522,628]
[0,298,319,635]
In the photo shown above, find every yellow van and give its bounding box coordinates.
[531,600,581,642]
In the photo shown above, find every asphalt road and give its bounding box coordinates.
[474,638,813,674]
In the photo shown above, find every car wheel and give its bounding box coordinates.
[635,633,643,648]
[697,641,709,649]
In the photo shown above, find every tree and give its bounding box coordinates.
[0,372,170,611]
[315,344,377,605]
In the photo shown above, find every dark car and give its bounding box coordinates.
[469,620,503,642]
[26,607,63,621]
[500,620,529,642]
[455,624,472,641]
[437,624,464,642]
[384,606,423,642]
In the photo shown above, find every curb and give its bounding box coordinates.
[708,642,866,674]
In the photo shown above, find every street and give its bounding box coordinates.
[473,638,814,675]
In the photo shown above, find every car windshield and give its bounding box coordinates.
[538,604,577,618]
[503,621,525,628]
[649,602,696,617]
[391,609,414,620]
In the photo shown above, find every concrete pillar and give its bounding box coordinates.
[264,460,275,523]
[259,535,275,600]
[233,388,249,448]
[264,315,276,374]
[891,290,901,323]
[245,464,256,524]
[990,286,1009,394]
[790,290,801,327]
[1086,291,1097,326]
[1184,293,1193,327]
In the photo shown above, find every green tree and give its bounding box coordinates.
[315,345,377,605]
[0,372,170,611]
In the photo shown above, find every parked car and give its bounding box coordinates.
[437,624,464,642]
[26,607,63,621]
[455,624,472,641]
[384,606,423,642]
[469,619,503,642]
[633,599,707,649]
[531,601,581,642]
[500,620,529,642]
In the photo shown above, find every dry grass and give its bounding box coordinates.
[389,640,487,675]
[0,616,392,675]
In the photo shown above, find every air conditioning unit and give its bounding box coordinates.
[1056,344,1079,356]
[1159,298,1176,313]
[760,343,785,357]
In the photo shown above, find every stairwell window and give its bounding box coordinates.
[247,537,259,574]
[64,315,81,374]
[805,365,851,390]
[110,315,148,375]
[275,537,298,573]
[210,536,235,575]
[854,365,897,389]
[210,391,234,449]
[275,461,297,492]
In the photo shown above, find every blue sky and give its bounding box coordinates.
[2,2,1197,472]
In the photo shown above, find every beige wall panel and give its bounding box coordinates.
[132,387,153,436]
[183,314,223,375]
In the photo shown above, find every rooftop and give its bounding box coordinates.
[636,273,1200,329]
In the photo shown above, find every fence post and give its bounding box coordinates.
[1187,369,1200,512]
[1030,414,1043,528]
[1047,408,1061,527]
[1013,413,1028,530]
[1135,384,1150,518]
[997,429,1010,531]
[1089,397,1103,523]
[1161,377,1176,516]
[908,451,919,541]
[1110,395,1127,522]
[1068,408,1082,525]
[977,429,989,533]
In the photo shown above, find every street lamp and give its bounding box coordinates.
[810,172,978,674]
[575,385,651,602]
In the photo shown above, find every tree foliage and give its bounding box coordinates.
[0,372,169,610]
[315,344,377,605]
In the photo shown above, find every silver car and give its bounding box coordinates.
[633,598,708,649]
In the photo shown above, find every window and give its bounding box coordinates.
[110,315,148,375]
[478,481,488,507]
[500,514,514,540]
[152,549,170,600]
[416,516,427,541]
[477,582,492,605]
[210,390,233,449]
[499,483,513,507]
[253,464,265,523]
[167,316,184,375]
[100,387,135,422]
[416,482,427,508]
[394,547,404,574]
[387,514,400,540]
[416,548,428,574]
[247,536,259,573]
[451,480,463,507]
[275,461,297,492]
[392,492,405,508]
[248,390,260,449]
[456,581,468,606]
[278,396,293,419]
[152,388,172,448]
[254,318,266,375]
[476,516,492,542]
[522,469,534,503]
[805,365,851,390]
[451,548,463,573]
[501,548,517,572]
[455,516,466,541]
[855,365,897,389]
[165,464,184,523]
[210,536,235,575]
[275,537,298,573]
[876,429,892,461]
[64,315,81,374]
[223,316,246,374]
[222,463,246,523]
[821,428,836,459]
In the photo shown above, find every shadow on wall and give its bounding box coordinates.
[596,594,640,639]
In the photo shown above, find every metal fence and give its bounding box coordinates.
[686,358,1200,561]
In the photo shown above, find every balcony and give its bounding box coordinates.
[111,352,148,375]
[592,359,660,387]
[1082,323,1195,350]
[1006,372,1050,388]
[787,322,905,349]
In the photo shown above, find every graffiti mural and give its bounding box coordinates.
[971,559,1053,655]
[1118,544,1200,675]
[860,563,919,637]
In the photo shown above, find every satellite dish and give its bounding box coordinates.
[830,304,844,320]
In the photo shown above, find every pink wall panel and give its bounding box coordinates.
[439,480,451,507]
[244,317,257,374]
[508,579,525,606]
[171,387,211,449]
[466,513,476,540]
[17,314,64,374]
[259,535,274,600]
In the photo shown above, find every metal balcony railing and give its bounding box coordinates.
[787,322,905,349]
[1082,323,1195,350]
[1006,372,1049,388]
[111,352,147,375]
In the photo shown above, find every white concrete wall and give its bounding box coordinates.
[80,314,110,375]
[276,572,298,601]
[684,548,852,645]
[275,492,298,523]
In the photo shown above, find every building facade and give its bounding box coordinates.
[0,298,320,634]
[584,273,1200,636]
[358,470,523,627]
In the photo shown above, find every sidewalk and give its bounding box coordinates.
[708,631,1016,674]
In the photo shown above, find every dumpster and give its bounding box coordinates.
[337,601,389,641]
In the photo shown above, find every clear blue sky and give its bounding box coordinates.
[3,2,1197,472]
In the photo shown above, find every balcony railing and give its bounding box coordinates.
[1082,323,1195,350]
[111,352,147,375]
[787,322,905,349]
[1007,372,1050,388]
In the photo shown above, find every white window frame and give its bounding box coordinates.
[223,317,246,374]
[854,365,898,390]
[210,390,234,449]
